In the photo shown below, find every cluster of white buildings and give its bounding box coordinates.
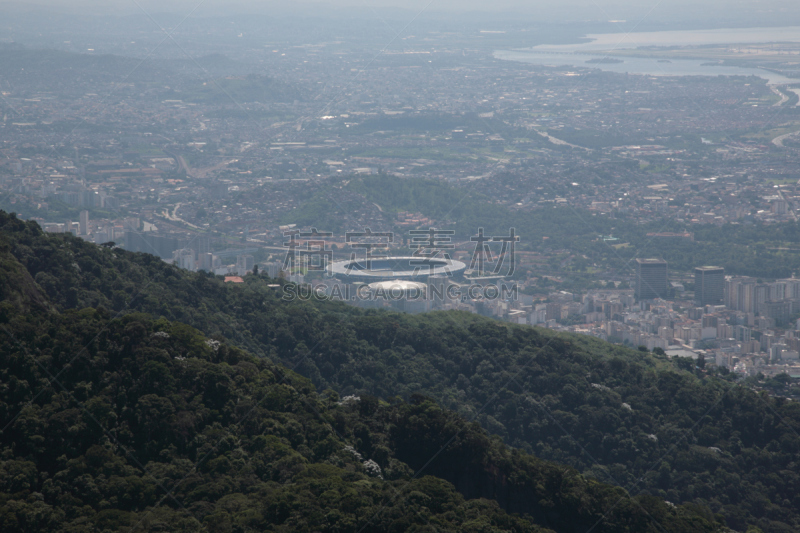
[543,280,800,378]
[171,250,284,278]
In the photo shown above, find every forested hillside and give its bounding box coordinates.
[0,210,795,531]
[0,211,723,532]
[1,311,555,532]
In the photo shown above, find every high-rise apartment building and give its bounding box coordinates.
[173,249,196,272]
[635,258,668,301]
[754,284,770,315]
[738,280,756,313]
[236,254,254,276]
[694,266,724,306]
[79,210,89,235]
[199,253,215,272]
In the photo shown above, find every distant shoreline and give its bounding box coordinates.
[495,26,800,85]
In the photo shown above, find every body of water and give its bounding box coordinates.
[496,26,800,85]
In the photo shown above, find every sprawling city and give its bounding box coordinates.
[3,2,800,532]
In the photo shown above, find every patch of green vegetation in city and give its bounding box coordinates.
[127,144,168,157]
[545,128,655,149]
[346,145,474,161]
[204,108,296,121]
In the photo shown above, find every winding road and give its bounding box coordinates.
[772,130,800,147]
[771,85,790,107]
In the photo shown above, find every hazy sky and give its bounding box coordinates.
[2,0,800,31]
[5,0,800,16]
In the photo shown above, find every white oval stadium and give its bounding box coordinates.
[329,256,466,282]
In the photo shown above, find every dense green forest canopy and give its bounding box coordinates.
[1,210,799,531]
[0,211,723,532]
[0,309,557,532]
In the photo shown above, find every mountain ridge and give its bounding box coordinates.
[0,210,787,531]
[0,211,722,532]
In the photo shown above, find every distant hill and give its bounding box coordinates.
[0,45,303,101]
[0,46,171,92]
